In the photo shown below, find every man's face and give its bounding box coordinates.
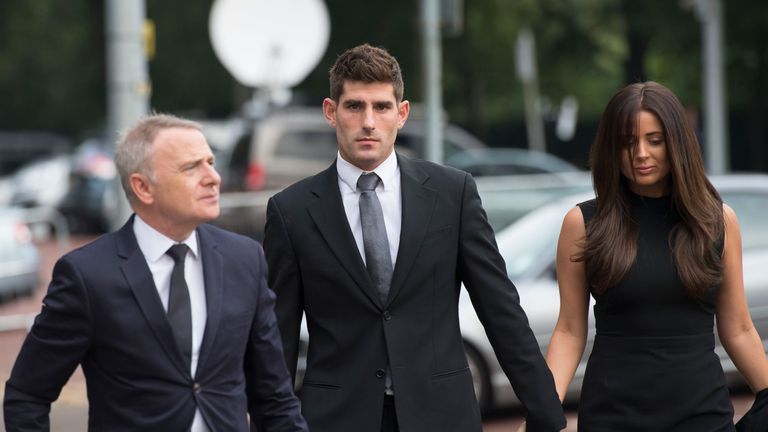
[323,81,410,171]
[146,127,220,236]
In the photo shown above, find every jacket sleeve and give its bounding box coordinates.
[4,256,93,432]
[456,174,566,431]
[262,196,304,381]
[245,243,308,432]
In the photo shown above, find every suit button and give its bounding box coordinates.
[376,369,385,379]
[193,382,202,394]
[383,310,391,321]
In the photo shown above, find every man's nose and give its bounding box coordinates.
[362,107,375,129]
[204,163,221,186]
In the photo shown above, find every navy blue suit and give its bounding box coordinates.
[4,218,306,431]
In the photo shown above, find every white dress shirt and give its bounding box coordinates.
[337,151,401,267]
[133,215,209,432]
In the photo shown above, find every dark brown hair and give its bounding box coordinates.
[581,81,723,297]
[328,44,404,102]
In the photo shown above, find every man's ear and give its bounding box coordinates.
[129,173,154,205]
[397,100,411,129]
[322,98,337,127]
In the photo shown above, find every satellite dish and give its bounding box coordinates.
[209,0,331,89]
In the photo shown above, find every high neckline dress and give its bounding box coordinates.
[576,192,735,431]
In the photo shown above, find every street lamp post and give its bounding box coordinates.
[690,0,728,174]
[105,0,150,229]
[420,0,444,164]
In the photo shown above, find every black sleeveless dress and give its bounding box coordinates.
[577,193,735,432]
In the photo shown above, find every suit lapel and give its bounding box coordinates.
[117,217,190,377]
[307,163,382,307]
[195,225,223,373]
[388,155,437,305]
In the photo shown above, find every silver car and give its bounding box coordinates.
[0,207,40,303]
[461,173,768,411]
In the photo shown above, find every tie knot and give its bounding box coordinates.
[166,243,189,263]
[357,172,381,192]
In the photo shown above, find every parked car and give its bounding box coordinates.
[0,131,72,179]
[290,173,592,398]
[445,147,581,178]
[0,131,73,207]
[0,207,40,304]
[459,173,768,411]
[10,153,72,209]
[292,173,768,412]
[206,108,487,239]
[58,140,119,233]
[208,107,486,193]
[473,171,591,232]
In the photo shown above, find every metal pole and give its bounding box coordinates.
[515,28,546,153]
[693,0,728,174]
[420,0,443,164]
[105,0,150,229]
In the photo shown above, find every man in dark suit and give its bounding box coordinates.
[263,44,566,432]
[4,114,307,431]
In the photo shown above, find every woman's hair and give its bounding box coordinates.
[580,81,723,298]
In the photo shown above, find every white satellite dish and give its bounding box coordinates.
[209,0,331,89]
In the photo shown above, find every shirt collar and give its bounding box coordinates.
[132,215,199,263]
[337,150,398,192]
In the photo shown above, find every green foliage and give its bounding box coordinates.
[0,0,765,169]
[0,0,104,136]
[146,0,238,117]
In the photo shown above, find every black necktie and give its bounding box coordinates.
[357,172,393,304]
[166,243,192,369]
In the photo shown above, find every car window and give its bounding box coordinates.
[223,132,252,191]
[478,181,592,232]
[273,130,339,161]
[0,132,73,176]
[721,191,768,249]
[443,137,468,160]
[464,164,552,177]
[495,198,575,280]
[394,134,467,160]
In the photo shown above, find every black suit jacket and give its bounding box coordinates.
[3,218,307,432]
[264,154,565,432]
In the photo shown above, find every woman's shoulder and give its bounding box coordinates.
[576,198,598,223]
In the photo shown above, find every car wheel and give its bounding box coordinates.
[465,341,492,413]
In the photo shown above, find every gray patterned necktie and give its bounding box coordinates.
[357,172,393,304]
[166,243,192,369]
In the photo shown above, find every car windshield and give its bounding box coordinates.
[720,191,768,250]
[476,172,591,232]
[494,195,587,281]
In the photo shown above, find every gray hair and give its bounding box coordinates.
[114,113,203,204]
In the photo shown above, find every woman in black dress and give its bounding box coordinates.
[545,81,768,431]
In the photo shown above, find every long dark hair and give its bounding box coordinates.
[580,81,723,298]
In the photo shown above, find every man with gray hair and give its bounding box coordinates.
[4,113,307,431]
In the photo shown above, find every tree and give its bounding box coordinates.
[0,0,104,136]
